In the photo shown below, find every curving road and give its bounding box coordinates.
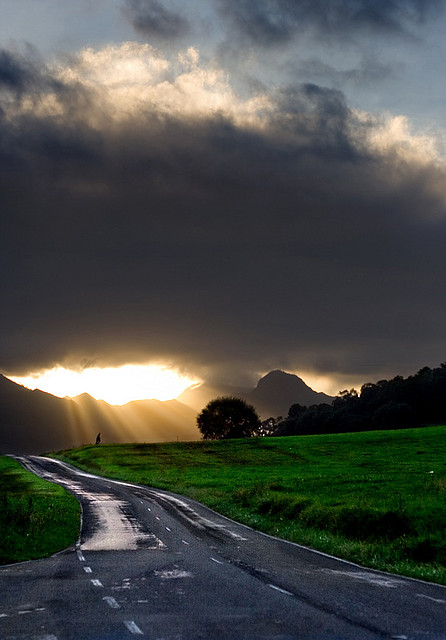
[0,455,445,640]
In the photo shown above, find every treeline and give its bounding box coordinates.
[273,363,446,437]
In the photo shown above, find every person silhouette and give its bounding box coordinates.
[95,432,101,445]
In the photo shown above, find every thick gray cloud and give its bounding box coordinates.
[216,0,445,45]
[123,0,190,40]
[0,48,57,95]
[295,56,399,87]
[1,45,446,388]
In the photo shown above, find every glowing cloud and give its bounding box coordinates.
[10,364,199,405]
[42,42,272,126]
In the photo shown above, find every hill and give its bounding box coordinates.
[245,370,333,417]
[0,369,332,452]
[0,374,79,453]
[0,375,199,454]
[178,370,333,418]
[277,362,446,436]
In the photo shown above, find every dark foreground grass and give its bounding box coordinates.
[0,456,80,564]
[54,426,446,585]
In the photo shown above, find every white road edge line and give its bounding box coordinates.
[123,620,144,635]
[268,584,293,596]
[210,557,223,564]
[91,579,103,587]
[416,593,446,604]
[103,596,121,609]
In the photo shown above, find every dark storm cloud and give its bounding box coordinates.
[0,50,33,92]
[2,48,446,386]
[215,0,445,45]
[295,57,398,87]
[0,47,92,118]
[123,0,190,40]
[0,48,56,95]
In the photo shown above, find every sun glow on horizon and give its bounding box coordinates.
[10,364,199,405]
[295,371,364,397]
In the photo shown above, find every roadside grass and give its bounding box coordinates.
[53,426,446,585]
[0,456,80,564]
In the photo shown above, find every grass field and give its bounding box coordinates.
[54,426,446,585]
[0,456,80,564]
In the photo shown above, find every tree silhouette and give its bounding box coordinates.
[197,396,261,440]
[276,362,446,437]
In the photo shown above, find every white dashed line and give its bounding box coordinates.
[0,614,8,618]
[416,594,446,605]
[18,610,32,615]
[147,507,151,511]
[84,566,92,573]
[91,579,103,587]
[182,540,190,545]
[210,557,223,564]
[123,620,144,634]
[155,516,160,521]
[76,550,86,562]
[165,526,172,532]
[103,596,120,609]
[268,584,293,596]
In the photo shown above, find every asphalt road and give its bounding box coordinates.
[0,455,445,640]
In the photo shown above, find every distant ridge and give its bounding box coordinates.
[0,375,199,454]
[246,370,333,418]
[178,370,333,418]
[0,374,79,453]
[0,369,332,453]
[177,382,249,412]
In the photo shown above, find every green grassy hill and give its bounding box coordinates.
[54,425,446,584]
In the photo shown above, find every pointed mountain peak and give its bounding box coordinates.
[255,370,309,389]
[248,370,333,418]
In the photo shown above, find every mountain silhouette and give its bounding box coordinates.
[0,375,199,454]
[177,382,249,412]
[245,370,333,418]
[0,374,80,453]
[0,370,332,453]
[178,370,333,418]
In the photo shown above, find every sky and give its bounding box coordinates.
[2,0,446,397]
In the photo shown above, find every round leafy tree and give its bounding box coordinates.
[197,396,261,440]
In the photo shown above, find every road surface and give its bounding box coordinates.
[0,455,445,640]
